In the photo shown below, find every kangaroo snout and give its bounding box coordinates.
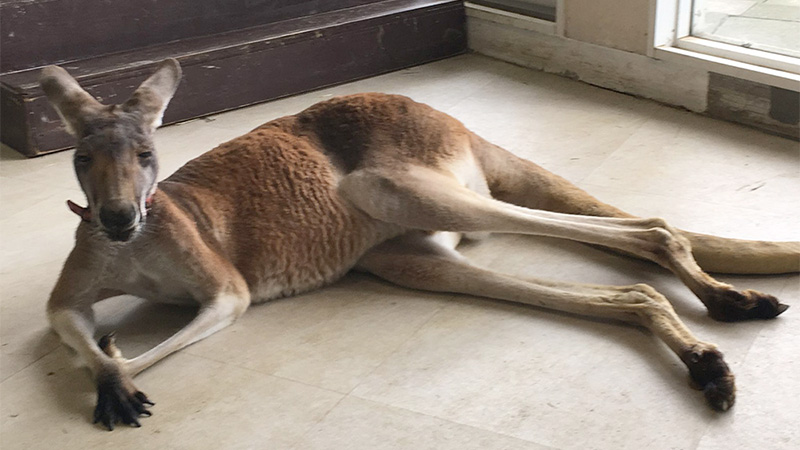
[99,201,139,240]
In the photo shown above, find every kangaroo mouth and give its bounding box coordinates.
[105,225,137,242]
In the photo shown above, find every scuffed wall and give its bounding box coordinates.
[564,0,651,55]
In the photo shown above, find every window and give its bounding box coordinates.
[691,0,800,59]
[653,0,800,79]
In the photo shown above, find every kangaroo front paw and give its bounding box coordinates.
[706,288,789,322]
[93,334,153,430]
[94,373,153,430]
[682,346,735,411]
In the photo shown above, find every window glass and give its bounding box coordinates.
[692,0,800,58]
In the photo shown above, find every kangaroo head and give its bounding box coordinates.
[40,59,181,242]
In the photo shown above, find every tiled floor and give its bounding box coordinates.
[1,54,798,449]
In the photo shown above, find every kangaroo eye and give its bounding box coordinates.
[74,154,92,164]
[138,151,153,159]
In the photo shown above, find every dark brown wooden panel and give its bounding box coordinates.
[0,0,377,72]
[1,0,466,156]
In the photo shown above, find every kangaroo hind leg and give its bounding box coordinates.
[358,232,736,411]
[339,165,788,321]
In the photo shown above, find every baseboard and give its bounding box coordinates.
[466,5,800,140]
[467,9,709,112]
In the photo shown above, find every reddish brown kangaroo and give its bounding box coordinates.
[40,59,797,430]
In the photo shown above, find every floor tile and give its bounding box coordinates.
[696,315,800,450]
[573,184,799,242]
[0,144,77,190]
[185,275,449,393]
[0,263,62,381]
[445,67,659,183]
[292,396,554,450]
[351,298,714,450]
[580,106,800,215]
[0,191,80,274]
[0,349,343,450]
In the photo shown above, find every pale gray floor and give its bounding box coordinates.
[1,54,798,449]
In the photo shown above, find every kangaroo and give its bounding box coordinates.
[40,59,797,430]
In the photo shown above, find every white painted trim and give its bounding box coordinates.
[651,0,800,89]
[650,0,679,55]
[464,2,557,35]
[467,0,800,119]
[467,14,709,112]
[676,37,800,76]
[654,46,800,91]
[675,0,692,39]
[555,0,565,37]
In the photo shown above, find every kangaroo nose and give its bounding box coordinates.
[99,201,138,231]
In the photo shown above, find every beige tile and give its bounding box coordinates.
[185,275,450,393]
[0,144,77,190]
[91,295,199,358]
[0,349,343,450]
[0,178,60,223]
[580,106,800,215]
[445,67,660,183]
[0,263,62,381]
[0,188,82,381]
[0,191,78,274]
[351,298,714,450]
[573,184,799,242]
[696,315,800,450]
[293,396,554,450]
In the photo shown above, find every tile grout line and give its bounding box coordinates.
[346,395,563,450]
[288,392,349,448]
[133,349,354,450]
[340,297,456,397]
[346,394,562,450]
[288,392,350,449]
[178,349,352,396]
[441,74,497,116]
[572,116,652,186]
[0,346,58,384]
[575,180,800,224]
[178,291,456,399]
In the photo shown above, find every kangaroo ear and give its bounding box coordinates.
[122,59,182,133]
[40,65,104,136]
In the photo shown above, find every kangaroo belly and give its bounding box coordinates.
[241,206,391,303]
